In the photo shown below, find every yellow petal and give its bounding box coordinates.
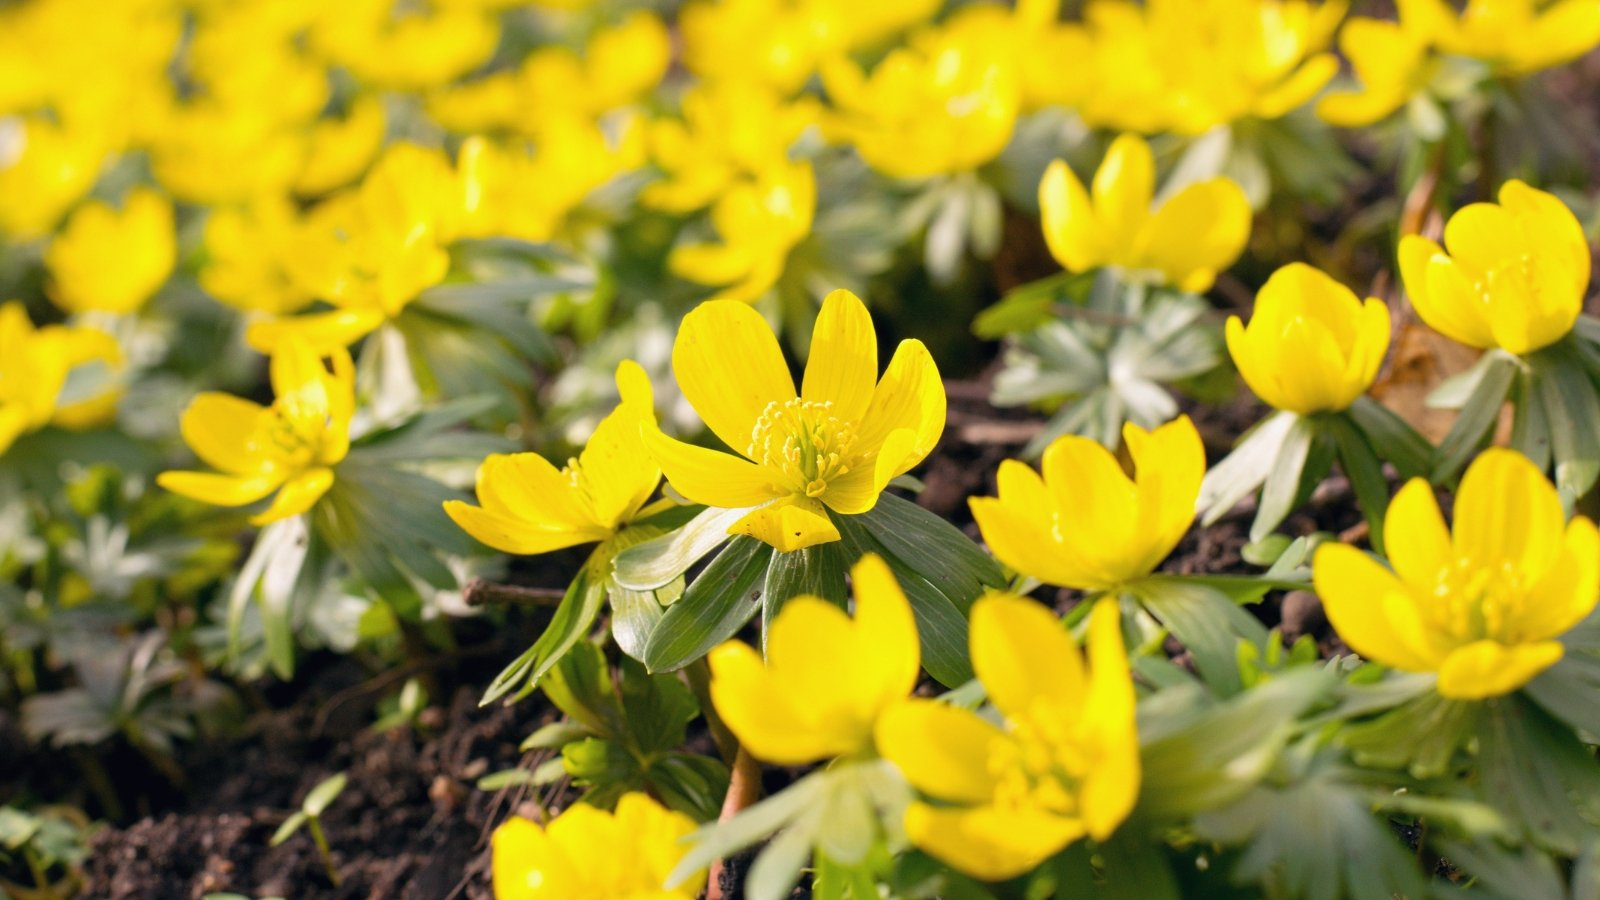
[1254,53,1339,119]
[1312,543,1435,671]
[1516,515,1600,641]
[853,339,946,466]
[158,470,281,508]
[249,467,335,525]
[1078,597,1139,841]
[875,699,1003,802]
[708,640,836,764]
[577,403,660,529]
[493,816,579,900]
[1091,134,1154,251]
[1399,236,1492,349]
[245,309,386,355]
[180,393,269,476]
[1138,178,1251,293]
[614,359,656,416]
[903,802,1084,882]
[1125,417,1204,571]
[849,554,921,705]
[801,289,877,425]
[971,593,1084,723]
[1436,640,1564,700]
[672,300,796,453]
[969,495,1083,589]
[643,426,778,509]
[1385,478,1453,593]
[1039,158,1099,273]
[1452,448,1564,582]
[729,497,840,552]
[443,501,603,556]
[476,453,596,533]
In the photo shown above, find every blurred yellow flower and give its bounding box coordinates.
[645,289,945,552]
[1314,449,1599,699]
[45,188,175,316]
[148,103,308,206]
[823,20,1021,179]
[940,0,1093,111]
[314,0,500,92]
[1226,263,1391,415]
[1040,134,1252,293]
[877,595,1138,881]
[0,302,124,454]
[430,11,669,134]
[201,196,314,317]
[971,417,1203,591]
[710,554,919,764]
[492,793,704,900]
[1316,16,1433,127]
[1418,0,1600,74]
[158,338,354,525]
[1077,0,1344,134]
[643,80,819,214]
[668,161,815,303]
[293,96,386,197]
[445,362,660,555]
[1399,180,1590,356]
[0,117,110,239]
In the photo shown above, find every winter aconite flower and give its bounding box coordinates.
[1040,134,1252,293]
[445,362,660,555]
[1420,0,1600,75]
[1315,16,1433,127]
[645,289,945,552]
[970,417,1203,591]
[158,338,354,525]
[0,302,124,455]
[45,188,175,315]
[822,18,1021,179]
[709,554,919,764]
[1399,180,1590,356]
[492,793,705,900]
[668,160,815,303]
[877,595,1138,881]
[1226,263,1391,415]
[1314,449,1600,700]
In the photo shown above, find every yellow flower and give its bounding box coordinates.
[1313,449,1600,699]
[668,160,815,303]
[201,195,314,317]
[158,338,354,525]
[0,301,124,455]
[709,554,919,765]
[1316,16,1433,127]
[645,289,945,553]
[877,595,1138,881]
[313,0,500,92]
[429,12,670,134]
[445,362,659,555]
[45,188,175,315]
[1039,134,1252,293]
[822,19,1021,179]
[250,144,461,352]
[492,793,705,900]
[940,1,1093,112]
[293,95,386,197]
[643,80,819,214]
[1075,0,1344,135]
[1399,180,1590,356]
[971,417,1203,591]
[0,117,109,239]
[1225,264,1391,415]
[1418,0,1600,74]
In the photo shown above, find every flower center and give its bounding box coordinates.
[746,398,858,498]
[1432,558,1530,644]
[261,405,326,469]
[988,714,1083,816]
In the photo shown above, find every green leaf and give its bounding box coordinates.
[972,271,1092,339]
[302,772,348,816]
[1198,412,1296,527]
[269,811,308,847]
[1525,647,1600,740]
[1346,396,1434,480]
[481,567,605,706]
[1477,695,1600,854]
[1095,829,1181,900]
[520,720,592,750]
[1532,348,1600,504]
[475,769,538,791]
[646,753,731,823]
[1338,691,1478,777]
[1128,578,1270,696]
[668,772,830,889]
[1432,351,1517,484]
[1251,414,1316,543]
[761,541,849,650]
[1324,413,1391,554]
[642,537,772,673]
[1508,375,1553,472]
[1137,669,1333,819]
[612,505,741,591]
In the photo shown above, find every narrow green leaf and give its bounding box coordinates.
[1325,413,1391,554]
[1251,415,1316,543]
[1532,351,1600,503]
[302,772,348,816]
[642,537,772,673]
[1432,352,1516,484]
[612,505,741,590]
[1347,395,1433,480]
[1129,579,1269,696]
[1198,411,1296,527]
[269,812,308,847]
